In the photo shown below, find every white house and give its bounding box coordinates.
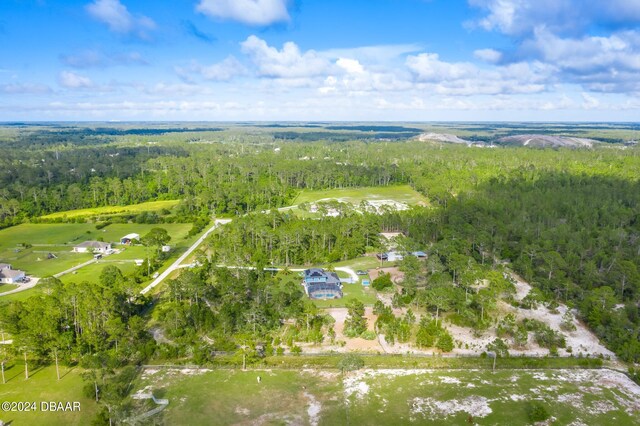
[161,245,171,253]
[73,241,112,254]
[0,264,26,284]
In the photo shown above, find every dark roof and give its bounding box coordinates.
[304,268,326,278]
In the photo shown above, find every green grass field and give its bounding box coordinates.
[39,200,181,219]
[292,185,428,206]
[131,367,640,425]
[0,284,19,293]
[0,364,98,426]
[0,223,193,277]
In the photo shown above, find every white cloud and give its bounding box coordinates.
[336,58,365,74]
[406,53,551,95]
[406,53,476,82]
[86,0,156,39]
[61,49,148,68]
[176,56,247,82]
[0,82,51,94]
[581,92,600,109]
[474,48,502,63]
[521,28,640,92]
[197,0,289,26]
[321,44,423,64]
[240,35,330,78]
[59,71,94,89]
[469,0,640,36]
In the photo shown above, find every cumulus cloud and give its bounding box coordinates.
[59,71,94,89]
[406,53,551,95]
[474,48,502,63]
[469,0,640,36]
[520,28,640,92]
[240,35,330,78]
[86,0,156,39]
[197,0,290,26]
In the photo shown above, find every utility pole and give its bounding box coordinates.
[24,352,28,380]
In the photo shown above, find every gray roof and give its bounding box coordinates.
[75,241,111,249]
[0,269,25,279]
[0,263,11,271]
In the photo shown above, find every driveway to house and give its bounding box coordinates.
[0,277,41,297]
[140,219,231,295]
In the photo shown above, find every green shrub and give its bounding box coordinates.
[360,330,377,340]
[526,401,550,422]
[337,354,364,372]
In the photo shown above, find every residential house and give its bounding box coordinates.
[73,241,112,254]
[0,264,26,284]
[303,268,343,299]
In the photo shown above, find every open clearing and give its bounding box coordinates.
[132,367,640,425]
[39,199,181,219]
[292,185,428,208]
[0,364,98,426]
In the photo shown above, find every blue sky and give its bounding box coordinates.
[1,0,640,121]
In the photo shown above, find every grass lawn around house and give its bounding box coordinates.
[39,199,181,220]
[277,270,377,309]
[1,250,93,277]
[59,260,139,285]
[0,364,98,426]
[0,284,19,293]
[0,223,196,287]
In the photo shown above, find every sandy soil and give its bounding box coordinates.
[369,267,404,284]
[306,308,384,353]
[447,271,615,358]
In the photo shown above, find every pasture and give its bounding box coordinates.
[39,199,181,219]
[131,367,640,425]
[0,223,195,287]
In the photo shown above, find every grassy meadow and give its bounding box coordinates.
[292,184,428,206]
[39,200,181,219]
[0,364,98,426]
[129,367,640,425]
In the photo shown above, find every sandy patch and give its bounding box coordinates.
[410,396,492,419]
[303,391,322,426]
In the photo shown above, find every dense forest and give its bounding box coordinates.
[0,124,639,420]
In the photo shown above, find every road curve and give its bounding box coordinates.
[140,219,231,295]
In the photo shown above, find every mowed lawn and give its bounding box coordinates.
[130,368,640,426]
[39,199,180,219]
[0,223,197,292]
[292,185,428,206]
[0,364,98,426]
